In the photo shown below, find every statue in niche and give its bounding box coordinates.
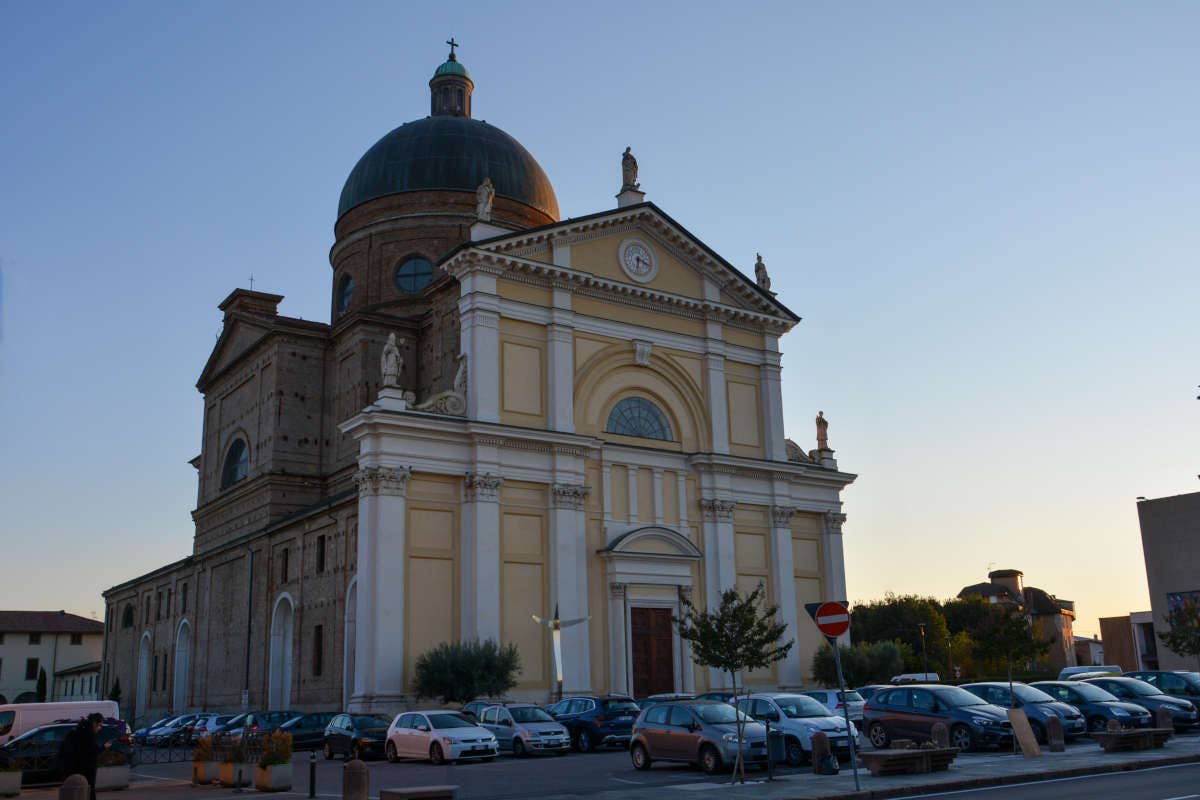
[621,146,640,190]
[475,177,495,221]
[816,410,830,450]
[755,253,771,291]
[381,333,403,387]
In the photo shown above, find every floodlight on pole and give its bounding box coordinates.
[533,604,589,702]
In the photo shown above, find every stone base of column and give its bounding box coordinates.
[348,692,410,714]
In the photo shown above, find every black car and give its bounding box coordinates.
[279,713,338,751]
[0,721,131,784]
[864,684,1012,752]
[1125,671,1200,703]
[220,710,301,744]
[131,715,174,746]
[546,695,641,752]
[1082,677,1200,730]
[1030,681,1154,732]
[322,714,391,761]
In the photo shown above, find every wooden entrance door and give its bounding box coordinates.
[631,607,675,698]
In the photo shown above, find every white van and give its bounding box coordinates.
[1057,665,1122,681]
[0,701,119,742]
[890,673,941,684]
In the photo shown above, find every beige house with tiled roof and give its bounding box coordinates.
[0,611,103,704]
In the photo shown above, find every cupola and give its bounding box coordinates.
[429,37,473,118]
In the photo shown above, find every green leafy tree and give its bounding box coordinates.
[108,678,122,703]
[942,596,993,636]
[850,594,950,674]
[412,639,521,705]
[972,605,1050,690]
[812,640,906,687]
[1159,597,1200,672]
[675,584,792,783]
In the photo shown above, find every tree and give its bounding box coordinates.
[972,605,1050,689]
[942,596,993,636]
[850,594,950,674]
[675,584,792,783]
[1159,596,1200,672]
[36,668,47,702]
[412,639,521,705]
[812,640,906,687]
[108,677,122,703]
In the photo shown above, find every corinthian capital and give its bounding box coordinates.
[700,498,736,521]
[354,466,412,497]
[771,505,797,527]
[464,472,503,502]
[824,511,847,535]
[552,483,591,510]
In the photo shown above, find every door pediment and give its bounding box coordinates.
[601,526,702,561]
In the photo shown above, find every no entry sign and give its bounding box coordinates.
[813,601,851,638]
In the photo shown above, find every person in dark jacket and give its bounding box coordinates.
[59,714,109,800]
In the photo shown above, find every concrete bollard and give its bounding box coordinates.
[343,759,369,800]
[930,722,949,749]
[1045,716,1065,752]
[810,731,831,774]
[1156,707,1174,730]
[1106,719,1121,733]
[59,774,89,800]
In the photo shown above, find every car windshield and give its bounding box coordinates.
[693,704,751,725]
[776,695,834,718]
[603,699,640,713]
[932,687,989,707]
[1119,680,1164,697]
[1181,673,1200,689]
[428,713,475,730]
[1012,685,1056,704]
[510,707,554,723]
[839,691,864,702]
[224,714,247,728]
[351,715,390,729]
[1071,683,1118,702]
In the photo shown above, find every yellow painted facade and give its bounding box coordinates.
[404,474,461,688]
[500,482,550,690]
[499,318,547,427]
[569,231,705,300]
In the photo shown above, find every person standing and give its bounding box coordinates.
[59,713,109,800]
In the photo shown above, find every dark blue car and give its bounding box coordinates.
[1031,681,1154,732]
[546,695,640,752]
[863,684,1012,752]
[962,682,1086,742]
[1083,677,1200,730]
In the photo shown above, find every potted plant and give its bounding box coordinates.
[0,765,21,798]
[254,732,293,792]
[218,743,250,788]
[192,735,218,785]
[96,749,131,791]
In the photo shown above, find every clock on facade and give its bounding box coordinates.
[618,239,657,283]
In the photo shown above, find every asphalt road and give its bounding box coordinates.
[905,761,1200,800]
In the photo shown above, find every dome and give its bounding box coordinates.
[337,115,559,221]
[434,58,470,79]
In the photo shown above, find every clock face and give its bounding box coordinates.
[619,239,657,283]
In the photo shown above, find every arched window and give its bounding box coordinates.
[394,257,433,294]
[606,397,673,441]
[221,438,248,489]
[121,605,135,630]
[336,274,355,316]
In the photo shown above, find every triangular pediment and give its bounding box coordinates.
[196,317,272,390]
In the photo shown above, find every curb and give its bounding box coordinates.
[792,752,1200,800]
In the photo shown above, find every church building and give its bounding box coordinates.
[101,45,856,721]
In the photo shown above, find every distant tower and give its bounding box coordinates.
[429,37,473,118]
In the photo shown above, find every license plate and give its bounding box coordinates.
[618,716,633,722]
[470,746,487,752]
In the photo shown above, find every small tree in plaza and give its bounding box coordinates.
[413,638,521,705]
[1159,596,1200,672]
[675,584,793,784]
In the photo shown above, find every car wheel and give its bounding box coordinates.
[1088,716,1108,733]
[512,738,526,758]
[949,724,973,752]
[784,737,807,766]
[577,729,595,753]
[1029,721,1046,744]
[699,744,723,775]
[631,743,652,771]
[429,742,445,766]
[385,742,398,764]
[867,722,890,749]
[323,742,334,761]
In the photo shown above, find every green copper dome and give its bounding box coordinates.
[434,57,470,79]
[337,115,559,221]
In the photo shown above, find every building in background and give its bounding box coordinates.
[0,611,103,704]
[957,569,1077,671]
[1137,492,1200,670]
[1099,611,1158,671]
[1073,634,1105,667]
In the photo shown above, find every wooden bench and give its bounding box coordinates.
[858,747,958,776]
[1091,728,1173,753]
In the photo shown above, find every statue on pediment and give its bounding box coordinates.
[755,253,771,291]
[621,147,640,191]
[475,177,495,222]
[381,333,403,387]
[816,410,829,450]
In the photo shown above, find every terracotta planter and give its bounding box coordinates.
[0,772,20,798]
[96,765,130,791]
[255,763,292,792]
[192,761,219,785]
[219,763,250,788]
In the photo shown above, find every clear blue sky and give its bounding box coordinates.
[2,1,1197,636]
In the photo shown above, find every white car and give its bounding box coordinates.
[799,689,866,722]
[386,711,498,764]
[736,693,861,766]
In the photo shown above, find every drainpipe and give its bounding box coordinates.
[243,548,255,709]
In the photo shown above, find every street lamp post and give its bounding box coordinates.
[918,622,928,679]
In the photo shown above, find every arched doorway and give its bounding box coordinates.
[135,633,151,723]
[343,579,357,709]
[173,620,191,713]
[268,594,295,709]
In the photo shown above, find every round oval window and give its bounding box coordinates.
[394,257,433,294]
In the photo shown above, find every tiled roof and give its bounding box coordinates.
[0,611,104,635]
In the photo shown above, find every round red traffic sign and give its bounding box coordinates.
[814,601,851,638]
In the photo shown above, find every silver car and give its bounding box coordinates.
[631,700,768,775]
[736,693,861,766]
[479,704,570,756]
[799,688,866,722]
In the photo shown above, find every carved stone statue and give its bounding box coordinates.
[621,146,640,190]
[816,410,829,450]
[381,333,403,387]
[755,253,771,291]
[475,177,495,221]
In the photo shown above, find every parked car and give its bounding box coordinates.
[891,673,940,684]
[477,703,570,756]
[630,699,768,775]
[279,713,338,751]
[1125,671,1200,702]
[735,693,861,765]
[1082,677,1200,730]
[546,695,640,752]
[385,711,498,764]
[0,720,131,784]
[146,713,203,746]
[0,701,120,744]
[961,682,1086,742]
[636,693,695,709]
[863,684,1012,752]
[132,715,175,745]
[459,701,497,722]
[223,710,301,744]
[190,714,236,744]
[1030,681,1154,732]
[799,688,866,722]
[323,714,391,761]
[1058,665,1123,680]
[694,692,738,704]
[852,685,890,704]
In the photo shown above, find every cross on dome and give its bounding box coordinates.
[446,37,459,60]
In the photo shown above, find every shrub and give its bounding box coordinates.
[413,638,521,705]
[99,748,129,767]
[193,735,214,763]
[258,731,293,768]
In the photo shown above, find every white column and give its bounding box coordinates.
[601,464,612,521]
[760,355,787,461]
[652,469,664,525]
[678,587,697,694]
[677,473,689,529]
[822,512,850,647]
[700,498,737,689]
[705,353,730,455]
[461,296,501,423]
[461,474,503,642]
[627,466,638,523]
[546,323,575,433]
[351,466,410,712]
[551,484,592,692]
[608,582,628,695]
[770,506,803,687]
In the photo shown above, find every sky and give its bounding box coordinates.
[1,1,1197,638]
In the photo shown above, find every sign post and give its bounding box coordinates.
[806,601,860,792]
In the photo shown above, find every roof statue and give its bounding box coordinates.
[755,253,771,291]
[621,146,640,191]
[381,333,403,388]
[476,177,495,222]
[816,410,830,450]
